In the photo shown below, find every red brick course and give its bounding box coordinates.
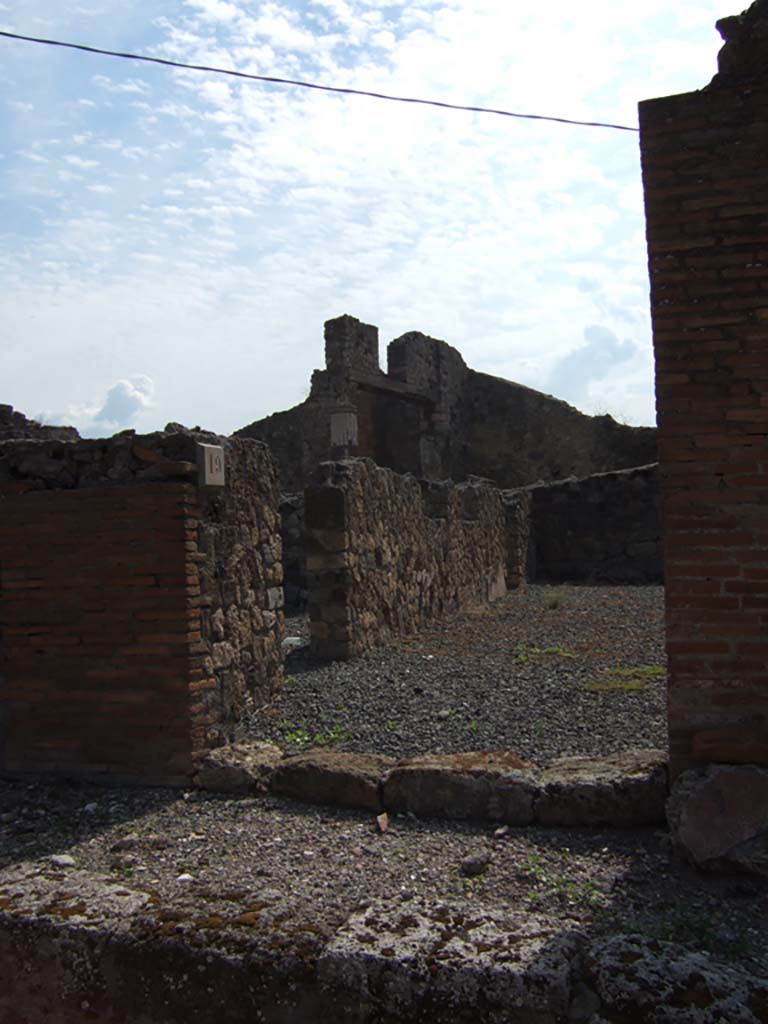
[640,69,768,778]
[0,483,203,784]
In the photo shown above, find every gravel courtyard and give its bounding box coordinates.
[248,584,668,763]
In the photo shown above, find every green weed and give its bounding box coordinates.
[512,644,576,663]
[283,725,310,749]
[312,723,349,747]
[281,719,349,749]
[582,665,665,694]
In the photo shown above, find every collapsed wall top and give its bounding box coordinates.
[714,0,768,79]
[236,315,657,492]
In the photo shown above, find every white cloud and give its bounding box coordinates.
[37,376,155,437]
[93,375,155,430]
[64,154,99,168]
[2,0,730,439]
[185,0,240,22]
[92,74,151,95]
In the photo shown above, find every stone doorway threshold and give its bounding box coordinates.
[195,742,669,829]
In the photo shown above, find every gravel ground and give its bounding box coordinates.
[248,584,668,762]
[2,584,766,986]
[1,781,767,977]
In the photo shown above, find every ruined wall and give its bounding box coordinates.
[305,459,506,659]
[501,490,532,590]
[240,405,307,493]
[0,483,200,784]
[196,440,284,741]
[451,374,657,487]
[0,431,282,785]
[640,0,768,776]
[280,493,307,610]
[0,403,79,442]
[522,464,662,584]
[236,315,657,492]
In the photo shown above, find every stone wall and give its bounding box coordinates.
[197,440,284,740]
[640,0,768,777]
[237,315,657,492]
[450,374,656,490]
[520,464,662,584]
[280,493,307,610]
[0,403,79,442]
[0,430,283,785]
[305,459,507,659]
[501,490,531,589]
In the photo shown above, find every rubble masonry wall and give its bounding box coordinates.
[305,459,507,659]
[521,464,662,584]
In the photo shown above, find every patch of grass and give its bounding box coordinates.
[467,719,479,735]
[512,643,576,663]
[521,864,607,914]
[544,589,569,610]
[582,665,665,694]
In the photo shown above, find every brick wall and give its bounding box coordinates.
[305,459,506,659]
[0,431,283,786]
[640,4,768,777]
[0,484,200,784]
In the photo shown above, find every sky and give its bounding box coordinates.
[0,0,730,436]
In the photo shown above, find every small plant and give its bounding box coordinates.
[385,718,396,732]
[281,721,311,749]
[312,723,348,747]
[582,665,664,694]
[520,853,546,881]
[545,589,568,610]
[467,719,479,735]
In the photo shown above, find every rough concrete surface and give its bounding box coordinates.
[1,777,767,1023]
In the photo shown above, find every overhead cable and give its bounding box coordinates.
[0,29,639,133]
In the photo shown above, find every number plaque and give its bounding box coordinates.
[196,443,226,487]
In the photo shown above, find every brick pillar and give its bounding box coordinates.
[639,2,768,778]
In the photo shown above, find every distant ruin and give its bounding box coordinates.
[237,315,657,492]
[239,317,662,611]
